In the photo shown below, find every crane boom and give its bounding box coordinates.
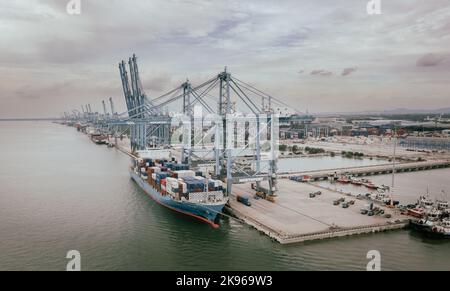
[119,61,134,117]
[109,97,115,116]
[102,100,108,116]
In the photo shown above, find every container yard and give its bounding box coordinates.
[228,180,407,244]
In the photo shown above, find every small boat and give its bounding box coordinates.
[75,123,88,132]
[363,181,378,190]
[418,196,435,210]
[337,176,351,184]
[429,219,450,239]
[379,184,390,191]
[411,218,450,239]
[351,178,363,186]
[91,134,108,145]
[408,207,442,221]
[429,208,444,219]
[300,175,313,182]
[290,175,313,183]
[436,200,449,211]
[408,207,426,218]
[410,218,435,231]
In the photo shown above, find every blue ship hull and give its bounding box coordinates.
[130,171,226,228]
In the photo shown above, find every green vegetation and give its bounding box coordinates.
[290,124,303,130]
[403,126,445,132]
[279,144,288,152]
[292,145,302,155]
[346,113,450,124]
[304,147,325,154]
[341,151,364,158]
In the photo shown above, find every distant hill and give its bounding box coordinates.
[316,107,450,116]
[0,118,61,121]
[375,108,450,115]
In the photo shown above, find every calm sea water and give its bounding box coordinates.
[0,122,449,271]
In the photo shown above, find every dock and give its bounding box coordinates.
[227,180,408,244]
[114,139,412,244]
[111,136,416,244]
[278,160,450,180]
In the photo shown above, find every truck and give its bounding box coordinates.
[237,195,252,207]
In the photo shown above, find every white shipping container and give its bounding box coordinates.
[166,182,178,190]
[166,177,177,183]
[152,173,157,180]
[151,167,161,173]
[175,170,195,178]
[166,178,179,189]
[198,166,214,174]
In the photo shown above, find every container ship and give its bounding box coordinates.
[91,134,108,145]
[86,127,108,144]
[130,150,228,228]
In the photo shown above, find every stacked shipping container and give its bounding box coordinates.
[135,158,225,202]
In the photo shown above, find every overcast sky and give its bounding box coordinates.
[0,0,449,117]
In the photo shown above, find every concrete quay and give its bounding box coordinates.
[227,180,408,244]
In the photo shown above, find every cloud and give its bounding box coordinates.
[12,81,77,101]
[141,74,173,93]
[310,70,333,77]
[416,53,446,67]
[1,0,450,117]
[341,67,357,76]
[272,28,310,47]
